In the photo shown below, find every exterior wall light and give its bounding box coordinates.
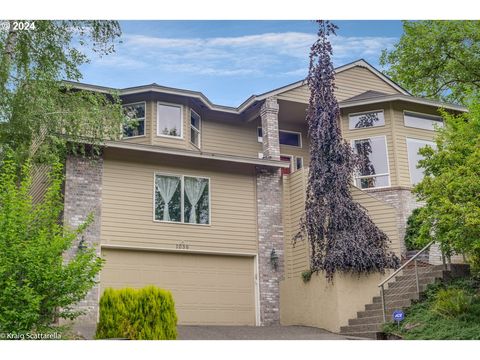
[270,248,279,271]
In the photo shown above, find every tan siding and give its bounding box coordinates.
[282,168,401,279]
[100,149,258,255]
[30,164,51,204]
[340,103,397,187]
[277,66,401,104]
[335,66,400,101]
[282,169,309,279]
[278,121,311,168]
[201,117,261,157]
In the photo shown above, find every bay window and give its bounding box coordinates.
[190,110,201,148]
[123,102,145,137]
[406,138,436,185]
[404,111,443,131]
[157,102,183,138]
[352,136,390,189]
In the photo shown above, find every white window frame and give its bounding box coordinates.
[295,156,304,171]
[280,154,294,175]
[257,127,303,148]
[348,109,385,130]
[190,109,201,149]
[156,102,184,139]
[351,135,391,190]
[403,110,444,131]
[406,137,436,185]
[153,172,211,226]
[122,101,146,139]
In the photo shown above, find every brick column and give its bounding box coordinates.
[63,155,103,338]
[256,96,284,325]
[260,96,280,160]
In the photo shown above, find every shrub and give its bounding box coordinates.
[432,288,473,318]
[0,151,102,334]
[404,208,427,251]
[95,286,178,340]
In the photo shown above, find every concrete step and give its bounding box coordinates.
[372,292,420,304]
[339,331,378,340]
[356,305,411,319]
[365,299,412,311]
[340,323,382,334]
[348,315,384,326]
[386,277,439,291]
[393,270,445,284]
[383,283,428,296]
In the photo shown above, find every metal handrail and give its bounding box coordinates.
[378,240,435,288]
[378,240,435,322]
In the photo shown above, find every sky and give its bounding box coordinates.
[79,20,404,107]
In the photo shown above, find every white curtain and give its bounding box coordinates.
[156,176,180,221]
[184,177,207,223]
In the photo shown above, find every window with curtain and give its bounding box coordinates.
[406,138,436,185]
[123,102,145,137]
[352,136,390,189]
[154,174,210,224]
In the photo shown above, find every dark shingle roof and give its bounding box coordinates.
[343,90,390,102]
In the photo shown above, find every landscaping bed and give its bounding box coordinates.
[382,278,480,339]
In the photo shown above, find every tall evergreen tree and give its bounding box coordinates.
[296,21,399,281]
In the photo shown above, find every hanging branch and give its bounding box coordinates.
[295,20,400,281]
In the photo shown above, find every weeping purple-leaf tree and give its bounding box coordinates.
[295,20,400,282]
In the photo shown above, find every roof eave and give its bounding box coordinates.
[339,94,467,112]
[103,141,290,169]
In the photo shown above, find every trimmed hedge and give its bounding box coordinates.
[95,286,177,340]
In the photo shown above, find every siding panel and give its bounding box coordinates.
[282,168,401,279]
[100,149,258,255]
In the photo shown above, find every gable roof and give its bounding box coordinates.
[65,59,466,115]
[241,59,410,108]
[343,90,391,102]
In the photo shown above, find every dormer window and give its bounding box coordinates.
[157,102,183,138]
[122,102,145,137]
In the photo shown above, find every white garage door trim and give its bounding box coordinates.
[100,244,260,325]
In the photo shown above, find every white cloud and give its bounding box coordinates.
[91,32,398,77]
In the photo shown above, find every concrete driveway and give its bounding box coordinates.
[177,325,360,340]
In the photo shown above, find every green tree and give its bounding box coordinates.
[380,21,480,105]
[0,150,103,334]
[414,100,480,266]
[0,20,125,163]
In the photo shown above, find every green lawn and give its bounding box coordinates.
[382,278,480,340]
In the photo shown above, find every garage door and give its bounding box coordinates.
[100,249,256,325]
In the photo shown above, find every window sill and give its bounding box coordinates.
[156,134,184,140]
[152,219,211,227]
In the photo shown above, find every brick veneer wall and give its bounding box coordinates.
[256,96,284,325]
[63,155,103,335]
[256,167,284,325]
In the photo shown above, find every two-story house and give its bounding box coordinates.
[55,59,466,337]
